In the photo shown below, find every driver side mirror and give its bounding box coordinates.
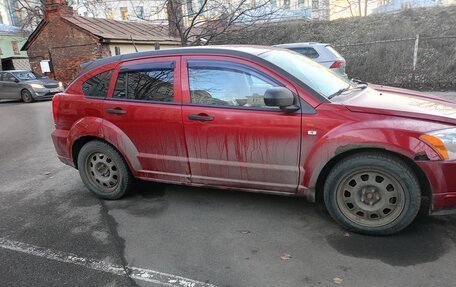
[264,87,299,112]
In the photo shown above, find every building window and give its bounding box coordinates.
[11,41,20,55]
[120,7,129,20]
[113,69,174,102]
[106,8,114,19]
[82,70,113,98]
[284,0,290,8]
[186,0,194,16]
[135,6,144,18]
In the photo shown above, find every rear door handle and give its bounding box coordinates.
[188,113,214,121]
[107,108,127,115]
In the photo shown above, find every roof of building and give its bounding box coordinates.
[22,15,180,51]
[62,16,179,42]
[0,24,29,35]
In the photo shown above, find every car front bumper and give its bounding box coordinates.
[417,160,456,214]
[32,87,64,100]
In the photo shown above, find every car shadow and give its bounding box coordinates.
[107,179,456,267]
[0,99,23,105]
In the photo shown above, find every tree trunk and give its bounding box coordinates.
[167,0,185,45]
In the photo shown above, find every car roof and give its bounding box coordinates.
[275,42,329,48]
[79,45,279,75]
[1,70,32,73]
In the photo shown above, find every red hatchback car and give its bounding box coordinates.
[52,46,456,235]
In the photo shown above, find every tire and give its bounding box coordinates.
[324,152,421,235]
[21,90,35,103]
[77,140,133,200]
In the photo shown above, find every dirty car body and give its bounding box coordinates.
[51,46,456,235]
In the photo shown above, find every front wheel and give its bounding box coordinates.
[77,140,133,200]
[21,90,35,103]
[324,152,421,235]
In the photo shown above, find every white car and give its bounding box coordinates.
[275,42,347,77]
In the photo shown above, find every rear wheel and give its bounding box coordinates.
[324,152,421,235]
[21,90,34,103]
[77,140,133,200]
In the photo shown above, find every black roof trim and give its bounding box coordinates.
[79,47,329,104]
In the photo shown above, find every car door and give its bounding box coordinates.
[0,73,5,99]
[103,56,190,183]
[181,56,302,193]
[0,72,20,99]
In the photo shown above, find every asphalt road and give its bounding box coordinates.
[1,97,456,287]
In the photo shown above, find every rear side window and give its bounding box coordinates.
[290,47,319,59]
[1,72,16,82]
[113,69,174,102]
[82,70,113,98]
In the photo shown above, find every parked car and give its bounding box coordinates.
[51,46,456,235]
[275,42,347,77]
[0,70,63,102]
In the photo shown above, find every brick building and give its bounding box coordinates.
[21,0,181,84]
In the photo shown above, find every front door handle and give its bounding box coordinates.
[107,108,127,115]
[188,113,214,121]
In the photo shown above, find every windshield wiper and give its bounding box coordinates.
[351,78,367,85]
[328,87,350,99]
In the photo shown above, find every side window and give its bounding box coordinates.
[3,73,16,82]
[82,70,113,98]
[291,47,319,59]
[113,68,174,102]
[188,66,278,109]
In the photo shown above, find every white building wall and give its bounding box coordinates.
[0,0,11,25]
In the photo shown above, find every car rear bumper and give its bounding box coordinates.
[51,129,75,168]
[416,160,456,213]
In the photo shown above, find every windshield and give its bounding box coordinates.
[12,71,43,81]
[259,49,351,98]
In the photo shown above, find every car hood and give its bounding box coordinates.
[340,85,456,125]
[22,78,59,85]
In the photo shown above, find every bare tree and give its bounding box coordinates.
[133,0,282,46]
[15,0,110,29]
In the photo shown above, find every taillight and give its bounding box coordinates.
[330,60,345,69]
[52,95,61,124]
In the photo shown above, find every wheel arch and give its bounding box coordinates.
[71,136,140,177]
[20,88,34,99]
[314,148,432,206]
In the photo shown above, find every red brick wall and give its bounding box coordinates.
[27,18,112,85]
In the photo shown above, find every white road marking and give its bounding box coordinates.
[0,237,217,287]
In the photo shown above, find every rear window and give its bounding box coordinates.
[290,47,319,59]
[325,45,343,58]
[82,70,113,98]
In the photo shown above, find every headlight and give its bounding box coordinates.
[420,128,456,160]
[59,82,63,88]
[31,83,44,89]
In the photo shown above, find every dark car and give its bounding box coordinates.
[51,46,456,235]
[0,70,64,102]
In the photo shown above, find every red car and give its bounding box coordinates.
[51,46,456,235]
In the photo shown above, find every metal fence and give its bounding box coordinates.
[334,35,456,90]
